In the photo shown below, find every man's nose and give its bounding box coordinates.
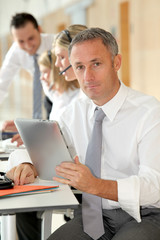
[84,68,94,82]
[24,41,32,50]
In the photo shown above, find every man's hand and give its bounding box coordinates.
[53,156,97,194]
[6,163,38,185]
[2,120,17,132]
[53,156,118,201]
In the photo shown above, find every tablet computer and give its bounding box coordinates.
[14,118,73,180]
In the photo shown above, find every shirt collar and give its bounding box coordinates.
[89,81,128,122]
[36,34,46,56]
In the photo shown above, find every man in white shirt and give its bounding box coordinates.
[7,28,160,240]
[0,12,54,119]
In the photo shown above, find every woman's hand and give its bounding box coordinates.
[11,133,23,147]
[2,120,17,132]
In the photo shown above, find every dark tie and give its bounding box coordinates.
[33,54,42,119]
[82,108,106,240]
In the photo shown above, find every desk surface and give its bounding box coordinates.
[0,151,10,160]
[0,179,79,215]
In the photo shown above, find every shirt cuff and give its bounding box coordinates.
[117,175,141,222]
[7,149,32,171]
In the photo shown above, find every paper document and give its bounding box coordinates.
[0,184,59,198]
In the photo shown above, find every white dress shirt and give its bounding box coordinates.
[8,82,160,222]
[0,33,54,103]
[58,82,160,222]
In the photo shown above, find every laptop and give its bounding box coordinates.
[14,118,74,180]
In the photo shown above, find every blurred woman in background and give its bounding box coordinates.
[54,24,88,83]
[38,49,80,121]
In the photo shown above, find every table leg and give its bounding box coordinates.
[1,215,16,240]
[37,210,53,240]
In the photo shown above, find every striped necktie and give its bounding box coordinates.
[82,107,106,240]
[33,54,42,119]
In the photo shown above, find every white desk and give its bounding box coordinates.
[0,152,9,161]
[0,179,79,240]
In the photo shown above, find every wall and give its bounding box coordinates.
[0,0,79,36]
[130,0,160,99]
[87,0,117,30]
[41,8,70,34]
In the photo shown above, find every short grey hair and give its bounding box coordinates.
[68,27,118,59]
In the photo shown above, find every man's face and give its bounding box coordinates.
[11,22,41,55]
[70,38,121,106]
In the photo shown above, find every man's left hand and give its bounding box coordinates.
[53,156,98,194]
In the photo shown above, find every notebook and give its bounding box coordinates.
[14,119,73,180]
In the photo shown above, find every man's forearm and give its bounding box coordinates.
[89,178,118,202]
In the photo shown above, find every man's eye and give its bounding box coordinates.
[94,62,100,66]
[29,37,34,41]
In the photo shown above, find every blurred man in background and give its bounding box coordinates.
[0,12,54,119]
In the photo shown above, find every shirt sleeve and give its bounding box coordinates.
[117,176,141,222]
[117,114,160,222]
[117,166,160,222]
[7,149,33,171]
[0,43,21,103]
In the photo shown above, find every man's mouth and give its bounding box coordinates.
[85,83,99,89]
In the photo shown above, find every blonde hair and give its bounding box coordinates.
[54,24,88,49]
[38,50,79,91]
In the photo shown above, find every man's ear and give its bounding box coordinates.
[38,25,42,33]
[113,54,122,72]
